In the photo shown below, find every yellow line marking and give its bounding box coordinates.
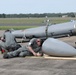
[25,54,76,60]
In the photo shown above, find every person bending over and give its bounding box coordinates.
[0,30,21,53]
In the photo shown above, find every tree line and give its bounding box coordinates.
[0,12,75,18]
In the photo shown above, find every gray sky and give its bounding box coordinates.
[0,0,76,14]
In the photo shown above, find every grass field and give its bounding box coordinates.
[0,26,38,30]
[0,17,76,30]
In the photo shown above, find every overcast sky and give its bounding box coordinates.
[0,0,76,14]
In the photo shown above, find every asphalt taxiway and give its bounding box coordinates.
[0,30,76,75]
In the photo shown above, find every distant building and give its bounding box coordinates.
[62,15,68,18]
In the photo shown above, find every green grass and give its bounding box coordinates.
[0,17,76,24]
[0,17,76,30]
[48,17,76,24]
[0,26,37,30]
[0,18,44,24]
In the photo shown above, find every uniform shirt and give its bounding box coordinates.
[28,38,42,53]
[3,31,17,47]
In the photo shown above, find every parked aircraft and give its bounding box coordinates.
[10,20,76,57]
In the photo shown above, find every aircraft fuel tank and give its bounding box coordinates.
[11,21,76,39]
[42,38,76,57]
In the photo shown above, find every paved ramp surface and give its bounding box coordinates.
[0,56,76,75]
[0,30,76,75]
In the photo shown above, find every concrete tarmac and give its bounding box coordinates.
[0,30,76,75]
